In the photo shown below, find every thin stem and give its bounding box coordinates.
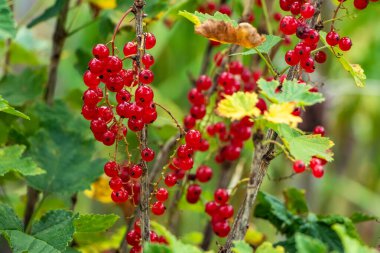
[311,45,328,54]
[67,19,98,37]
[261,0,273,35]
[111,7,133,56]
[254,48,277,77]
[25,194,46,233]
[330,2,343,30]
[155,103,185,136]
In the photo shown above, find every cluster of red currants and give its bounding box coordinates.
[292,125,328,178]
[126,220,168,253]
[205,188,234,237]
[184,165,214,204]
[151,129,210,215]
[197,1,232,16]
[82,33,158,204]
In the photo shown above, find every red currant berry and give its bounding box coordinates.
[214,188,229,204]
[88,58,105,74]
[312,165,324,178]
[354,0,369,9]
[185,129,201,148]
[229,61,244,75]
[219,204,234,219]
[213,221,231,237]
[129,164,143,179]
[186,184,202,204]
[116,89,132,103]
[111,189,128,203]
[326,31,340,46]
[309,157,322,169]
[184,115,196,129]
[196,165,213,183]
[105,73,124,92]
[103,130,116,146]
[123,42,138,57]
[105,56,123,73]
[190,105,206,119]
[142,54,155,68]
[145,33,156,49]
[135,85,154,106]
[98,106,114,123]
[293,160,306,173]
[279,16,298,35]
[83,70,100,88]
[285,50,300,66]
[300,3,315,19]
[151,201,165,215]
[219,4,232,16]
[205,201,219,216]
[90,119,107,134]
[126,230,141,246]
[156,188,169,202]
[164,173,177,187]
[139,69,154,84]
[196,75,212,91]
[338,37,352,51]
[92,44,109,60]
[290,1,301,15]
[109,176,123,190]
[314,51,327,64]
[104,161,119,177]
[81,105,98,120]
[141,148,155,162]
[313,125,325,136]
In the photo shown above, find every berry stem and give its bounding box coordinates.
[155,103,185,136]
[330,1,344,30]
[254,48,278,77]
[261,0,273,35]
[110,7,133,56]
[311,45,329,54]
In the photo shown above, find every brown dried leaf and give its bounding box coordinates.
[195,20,266,48]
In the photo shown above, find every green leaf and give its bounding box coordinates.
[26,127,104,194]
[31,210,76,251]
[231,35,282,56]
[0,204,23,230]
[333,225,377,253]
[295,233,327,253]
[318,215,360,241]
[74,214,119,233]
[181,232,203,245]
[145,0,169,17]
[256,242,285,253]
[320,31,366,88]
[144,243,173,253]
[0,0,16,39]
[258,79,325,107]
[272,123,334,163]
[283,188,309,215]
[254,191,300,235]
[27,0,65,28]
[232,240,252,253]
[151,221,203,253]
[0,67,47,106]
[1,230,61,253]
[350,212,379,223]
[179,10,238,27]
[0,96,30,119]
[0,145,44,176]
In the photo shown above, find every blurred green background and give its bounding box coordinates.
[0,0,379,251]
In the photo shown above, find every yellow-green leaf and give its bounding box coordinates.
[320,31,366,88]
[88,0,116,9]
[264,102,302,127]
[216,91,261,120]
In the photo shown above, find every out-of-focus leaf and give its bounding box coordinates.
[333,225,377,253]
[0,67,47,106]
[256,242,285,253]
[244,227,265,247]
[0,0,16,39]
[31,210,76,251]
[179,10,238,27]
[181,232,203,245]
[75,227,125,252]
[231,35,282,56]
[0,96,30,119]
[216,91,260,120]
[320,31,366,88]
[144,243,172,253]
[258,79,324,107]
[26,127,104,194]
[232,240,252,253]
[88,0,116,9]
[295,233,327,253]
[84,176,113,204]
[350,212,379,223]
[145,0,169,17]
[74,214,119,233]
[0,145,44,176]
[27,0,65,28]
[0,204,23,230]
[283,188,309,215]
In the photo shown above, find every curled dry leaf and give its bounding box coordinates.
[195,20,266,48]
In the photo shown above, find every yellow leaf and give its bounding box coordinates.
[88,0,116,9]
[244,227,265,247]
[264,102,302,127]
[216,91,261,120]
[178,11,201,26]
[84,176,113,204]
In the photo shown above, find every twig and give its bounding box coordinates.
[155,103,185,136]
[260,0,273,35]
[23,187,40,231]
[44,0,71,105]
[111,7,133,55]
[219,1,324,251]
[132,0,150,244]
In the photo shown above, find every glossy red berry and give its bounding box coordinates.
[135,85,154,106]
[139,69,154,84]
[312,165,324,178]
[116,89,131,103]
[145,33,156,49]
[164,173,177,187]
[309,157,322,169]
[111,189,128,203]
[88,58,104,74]
[229,61,244,75]
[313,125,325,136]
[151,201,165,215]
[141,148,155,162]
[326,31,340,46]
[294,43,311,59]
[219,204,234,219]
[92,44,109,60]
[184,115,196,129]
[290,1,301,15]
[109,176,123,190]
[314,51,327,64]
[196,75,212,91]
[279,16,298,35]
[205,201,218,216]
[185,129,202,148]
[81,105,98,120]
[105,56,123,73]
[104,161,119,177]
[129,164,143,179]
[293,160,306,173]
[102,130,116,146]
[213,221,231,237]
[338,37,352,51]
[126,230,141,246]
[142,54,155,68]
[196,165,213,183]
[219,4,232,16]
[90,119,107,134]
[83,71,100,88]
[354,0,369,9]
[186,184,202,204]
[285,50,300,66]
[214,188,229,204]
[123,42,137,57]
[156,188,169,202]
[300,3,315,19]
